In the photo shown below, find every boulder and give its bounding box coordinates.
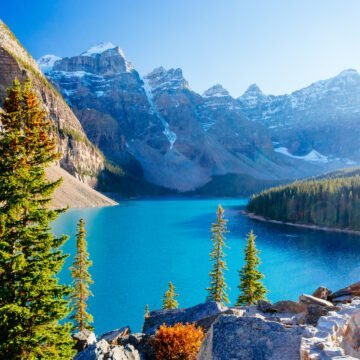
[74,339,110,360]
[72,329,97,352]
[257,300,277,313]
[329,282,360,303]
[109,344,140,360]
[312,286,331,300]
[74,339,141,360]
[142,302,228,334]
[300,304,339,325]
[119,333,154,359]
[272,300,306,314]
[299,294,334,307]
[198,314,305,360]
[99,327,130,345]
[257,300,305,314]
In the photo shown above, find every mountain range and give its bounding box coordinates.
[37,41,359,197]
[1,19,359,199]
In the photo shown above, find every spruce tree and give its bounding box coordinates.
[206,204,229,304]
[236,231,267,306]
[162,282,179,310]
[144,304,150,318]
[70,218,94,331]
[0,79,75,359]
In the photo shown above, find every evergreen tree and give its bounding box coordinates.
[162,282,179,310]
[236,231,267,306]
[0,79,75,359]
[144,304,150,318]
[206,205,229,304]
[70,218,94,331]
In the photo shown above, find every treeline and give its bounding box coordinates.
[247,176,360,231]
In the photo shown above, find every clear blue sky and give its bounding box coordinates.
[2,0,359,96]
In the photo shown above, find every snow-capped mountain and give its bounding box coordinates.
[39,43,339,195]
[238,69,360,163]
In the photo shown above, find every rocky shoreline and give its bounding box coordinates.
[73,281,360,359]
[244,211,360,236]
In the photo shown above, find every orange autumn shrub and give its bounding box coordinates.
[153,322,205,360]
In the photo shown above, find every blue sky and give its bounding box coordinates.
[2,0,359,96]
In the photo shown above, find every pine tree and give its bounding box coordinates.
[206,204,229,304]
[0,79,75,359]
[236,231,267,306]
[144,304,150,318]
[70,218,94,331]
[162,282,179,310]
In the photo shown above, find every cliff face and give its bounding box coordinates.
[0,20,104,186]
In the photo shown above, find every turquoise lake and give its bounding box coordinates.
[53,199,360,335]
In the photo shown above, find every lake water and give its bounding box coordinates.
[53,199,360,335]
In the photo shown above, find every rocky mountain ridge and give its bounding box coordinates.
[40,43,327,196]
[238,69,360,164]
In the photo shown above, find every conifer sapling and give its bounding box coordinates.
[162,282,179,310]
[236,230,267,306]
[70,218,94,331]
[206,204,229,304]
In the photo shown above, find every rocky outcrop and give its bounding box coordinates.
[329,281,360,304]
[143,302,228,335]
[0,20,105,186]
[73,329,140,360]
[198,314,305,360]
[301,299,360,359]
[73,282,360,360]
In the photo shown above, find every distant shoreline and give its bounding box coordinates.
[243,211,360,236]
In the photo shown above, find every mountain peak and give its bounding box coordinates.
[244,83,263,95]
[145,67,190,93]
[37,54,62,73]
[81,42,119,57]
[203,84,230,98]
[339,68,358,76]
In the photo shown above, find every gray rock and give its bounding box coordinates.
[72,329,97,352]
[74,339,110,360]
[300,304,339,325]
[299,294,334,307]
[198,314,305,360]
[257,300,276,313]
[329,282,360,303]
[109,344,140,360]
[312,286,331,300]
[119,333,154,359]
[99,327,130,345]
[143,302,228,334]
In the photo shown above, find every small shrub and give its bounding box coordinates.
[153,322,205,360]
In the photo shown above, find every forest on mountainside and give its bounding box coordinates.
[246,175,360,231]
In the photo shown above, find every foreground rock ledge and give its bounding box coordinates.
[73,281,360,359]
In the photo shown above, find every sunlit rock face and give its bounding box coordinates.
[0,21,104,186]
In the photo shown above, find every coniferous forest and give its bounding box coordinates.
[247,175,360,231]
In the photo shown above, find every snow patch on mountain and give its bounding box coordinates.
[37,55,62,73]
[81,42,117,56]
[275,147,329,163]
[142,78,177,149]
